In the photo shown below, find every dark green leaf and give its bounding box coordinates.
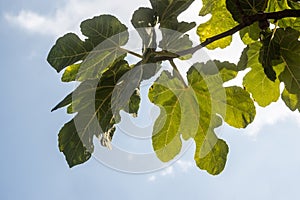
[55,59,141,167]
[160,19,196,33]
[275,28,300,95]
[76,44,127,81]
[266,0,297,28]
[51,92,73,112]
[80,15,128,47]
[131,7,156,28]
[47,33,88,72]
[159,20,195,58]
[58,119,92,168]
[159,33,193,54]
[259,31,282,81]
[48,15,129,81]
[150,0,194,22]
[131,7,157,52]
[288,0,300,9]
[237,46,249,71]
[226,0,268,23]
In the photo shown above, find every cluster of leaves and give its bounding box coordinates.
[47,0,300,175]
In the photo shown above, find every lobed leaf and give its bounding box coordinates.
[48,15,129,81]
[197,0,237,49]
[150,0,194,22]
[56,59,141,167]
[194,131,229,175]
[190,63,254,173]
[266,0,297,28]
[222,86,256,128]
[243,42,284,107]
[275,28,300,95]
[47,33,89,72]
[189,63,255,128]
[80,15,128,47]
[226,0,268,23]
[149,71,199,161]
[187,65,229,174]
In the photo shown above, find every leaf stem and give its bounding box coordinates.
[120,47,143,58]
[169,60,188,88]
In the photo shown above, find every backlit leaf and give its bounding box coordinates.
[61,63,81,82]
[187,65,229,174]
[149,71,199,161]
[197,0,237,49]
[149,61,254,174]
[194,131,229,175]
[266,0,296,28]
[281,88,300,112]
[239,22,261,45]
[243,42,284,107]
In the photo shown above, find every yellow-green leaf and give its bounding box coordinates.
[149,71,199,161]
[243,42,284,107]
[281,88,300,112]
[197,0,237,49]
[61,63,81,82]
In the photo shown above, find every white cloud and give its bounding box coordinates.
[245,98,300,136]
[147,175,156,182]
[176,160,194,173]
[160,166,174,176]
[147,159,194,182]
[4,0,150,37]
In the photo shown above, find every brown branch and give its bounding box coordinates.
[153,9,300,62]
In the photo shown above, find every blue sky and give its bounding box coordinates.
[1,0,300,199]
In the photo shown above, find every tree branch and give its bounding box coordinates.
[153,9,300,62]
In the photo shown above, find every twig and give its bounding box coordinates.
[153,9,300,62]
[119,47,143,58]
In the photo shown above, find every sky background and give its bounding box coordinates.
[1,0,300,199]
